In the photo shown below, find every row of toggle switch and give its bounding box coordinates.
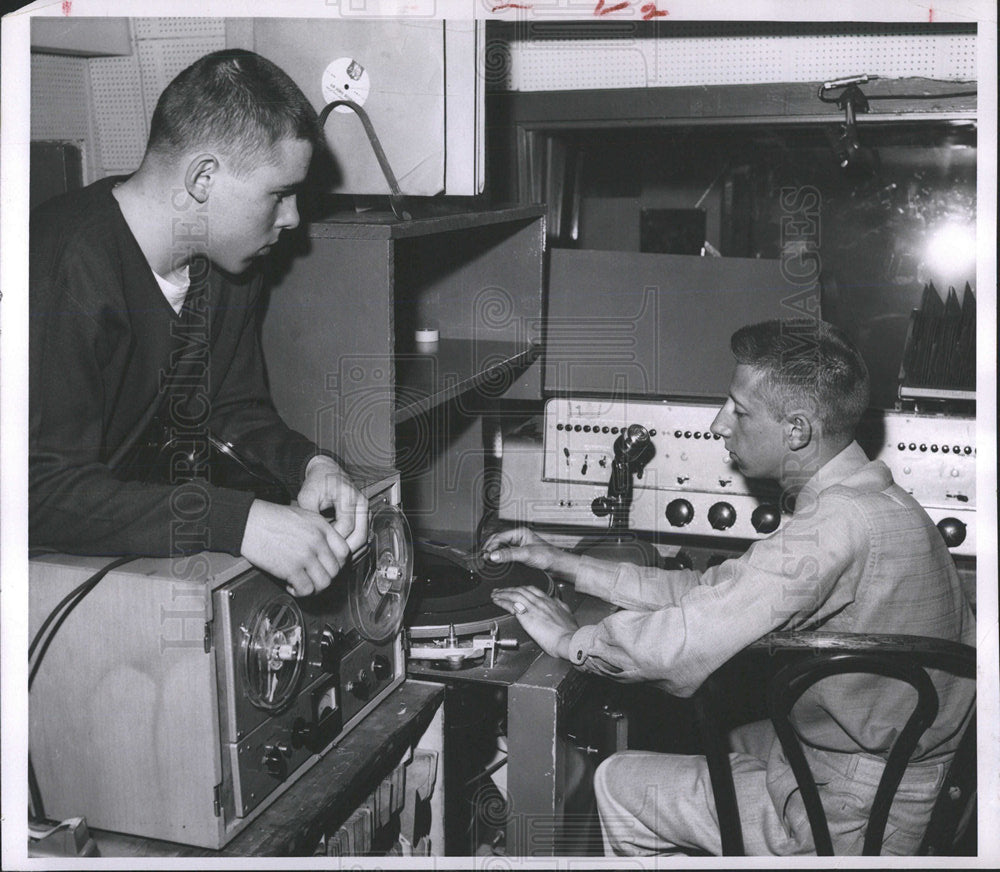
[896,442,973,455]
[555,422,724,442]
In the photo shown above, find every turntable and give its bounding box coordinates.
[405,540,556,679]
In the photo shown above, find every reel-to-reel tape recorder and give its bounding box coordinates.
[28,470,414,850]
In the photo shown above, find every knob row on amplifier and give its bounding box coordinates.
[664,498,780,534]
[662,496,966,545]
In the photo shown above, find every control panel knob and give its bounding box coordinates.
[262,743,290,779]
[291,718,315,749]
[591,496,614,518]
[665,498,694,527]
[371,654,393,682]
[937,517,967,548]
[320,627,344,674]
[350,666,377,700]
[751,504,781,534]
[708,502,736,530]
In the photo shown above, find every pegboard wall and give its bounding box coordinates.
[47,18,226,178]
[498,23,978,91]
[88,53,148,175]
[30,54,91,142]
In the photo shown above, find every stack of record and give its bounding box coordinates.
[899,283,976,393]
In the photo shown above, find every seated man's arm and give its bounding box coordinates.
[566,494,866,694]
[493,496,865,696]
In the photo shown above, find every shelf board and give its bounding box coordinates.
[305,205,545,240]
[394,339,541,422]
[899,386,976,402]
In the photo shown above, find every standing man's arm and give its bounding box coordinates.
[202,278,369,587]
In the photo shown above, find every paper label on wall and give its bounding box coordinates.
[321,57,371,112]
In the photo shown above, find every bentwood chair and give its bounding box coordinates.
[692,632,977,857]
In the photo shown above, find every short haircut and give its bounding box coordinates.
[730,318,870,439]
[147,49,319,176]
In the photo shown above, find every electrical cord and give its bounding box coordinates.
[318,99,411,221]
[28,555,137,688]
[28,554,138,823]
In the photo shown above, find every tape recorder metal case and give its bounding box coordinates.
[28,470,413,849]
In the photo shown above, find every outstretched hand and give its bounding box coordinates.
[491,584,579,660]
[481,526,581,580]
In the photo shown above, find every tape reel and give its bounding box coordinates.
[349,503,413,644]
[240,597,307,712]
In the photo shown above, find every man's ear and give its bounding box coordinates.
[785,412,813,451]
[184,154,219,204]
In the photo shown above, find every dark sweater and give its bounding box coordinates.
[30,177,319,556]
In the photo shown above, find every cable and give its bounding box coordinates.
[28,554,138,823]
[818,75,976,103]
[28,555,137,688]
[821,90,978,103]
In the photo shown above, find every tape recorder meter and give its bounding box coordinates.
[28,470,413,849]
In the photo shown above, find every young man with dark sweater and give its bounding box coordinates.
[30,50,366,597]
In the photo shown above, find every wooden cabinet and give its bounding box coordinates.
[261,207,545,540]
[245,19,485,196]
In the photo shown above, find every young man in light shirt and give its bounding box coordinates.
[485,318,975,856]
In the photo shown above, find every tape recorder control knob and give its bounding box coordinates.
[371,654,392,681]
[349,667,377,700]
[292,719,315,749]
[937,517,967,548]
[708,502,736,530]
[262,743,291,779]
[320,628,344,673]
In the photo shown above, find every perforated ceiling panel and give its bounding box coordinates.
[507,29,977,90]
[31,54,90,142]
[132,18,226,41]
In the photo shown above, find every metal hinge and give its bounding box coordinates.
[213,783,222,817]
[204,621,213,653]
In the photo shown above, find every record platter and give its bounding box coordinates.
[404,541,555,673]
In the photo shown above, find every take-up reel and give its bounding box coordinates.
[349,501,414,644]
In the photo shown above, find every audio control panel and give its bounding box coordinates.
[498,397,976,557]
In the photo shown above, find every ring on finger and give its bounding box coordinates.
[514,602,527,614]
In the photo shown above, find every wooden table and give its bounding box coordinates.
[82,681,444,858]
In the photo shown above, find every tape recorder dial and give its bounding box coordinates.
[28,470,413,850]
